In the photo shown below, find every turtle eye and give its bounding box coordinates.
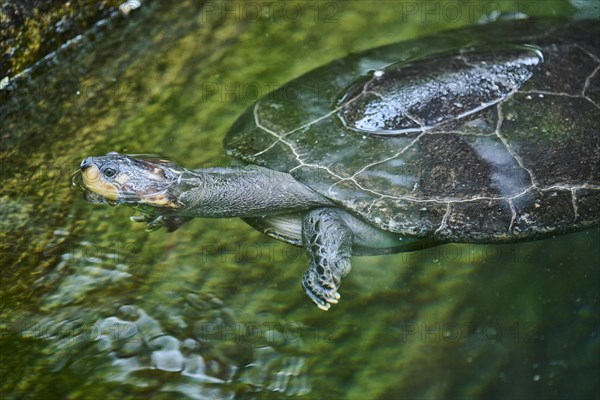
[103,167,117,178]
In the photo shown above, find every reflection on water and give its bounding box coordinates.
[1,1,597,399]
[97,304,310,398]
[11,237,312,398]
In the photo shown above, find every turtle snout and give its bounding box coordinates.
[80,157,94,171]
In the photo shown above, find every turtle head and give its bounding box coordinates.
[78,152,183,209]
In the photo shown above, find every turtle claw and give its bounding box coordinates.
[303,284,333,311]
[129,213,165,230]
[301,272,341,311]
[145,216,166,231]
[130,213,161,228]
[130,214,191,232]
[130,215,149,223]
[129,213,164,230]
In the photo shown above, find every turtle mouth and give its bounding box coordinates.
[84,190,114,205]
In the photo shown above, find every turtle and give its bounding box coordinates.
[78,18,600,310]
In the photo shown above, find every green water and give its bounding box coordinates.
[1,1,598,399]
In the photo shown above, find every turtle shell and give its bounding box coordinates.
[224,19,600,242]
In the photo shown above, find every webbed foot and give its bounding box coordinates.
[302,208,353,311]
[301,270,342,311]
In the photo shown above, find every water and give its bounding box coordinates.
[1,1,598,399]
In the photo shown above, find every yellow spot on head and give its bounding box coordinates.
[140,194,179,208]
[81,165,119,201]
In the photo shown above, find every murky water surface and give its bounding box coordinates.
[1,1,598,399]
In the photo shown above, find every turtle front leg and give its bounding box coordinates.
[130,213,192,232]
[301,208,353,311]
